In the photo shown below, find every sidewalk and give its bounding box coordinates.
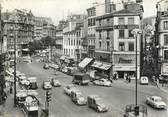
[0,94,25,117]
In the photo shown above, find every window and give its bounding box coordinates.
[99,41,102,48]
[99,20,101,26]
[119,30,125,38]
[119,42,125,51]
[107,41,110,50]
[107,31,110,39]
[118,18,124,25]
[99,31,102,39]
[164,21,168,30]
[128,17,134,25]
[164,50,168,60]
[129,42,134,51]
[164,34,168,45]
[129,30,134,38]
[71,40,73,46]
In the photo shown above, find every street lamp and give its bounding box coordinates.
[10,26,17,107]
[132,29,142,106]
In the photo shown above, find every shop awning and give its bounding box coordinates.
[91,61,112,70]
[60,56,66,60]
[78,58,93,68]
[22,48,29,51]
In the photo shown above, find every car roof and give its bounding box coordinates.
[88,95,99,98]
[150,96,162,99]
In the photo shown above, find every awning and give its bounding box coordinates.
[78,58,93,68]
[22,48,29,51]
[91,61,112,70]
[60,56,67,60]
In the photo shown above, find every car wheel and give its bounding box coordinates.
[96,107,99,112]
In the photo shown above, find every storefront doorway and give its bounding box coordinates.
[117,71,135,79]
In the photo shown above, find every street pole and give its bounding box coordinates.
[13,28,16,107]
[135,35,138,106]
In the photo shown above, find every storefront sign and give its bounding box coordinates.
[114,25,139,29]
[118,57,132,64]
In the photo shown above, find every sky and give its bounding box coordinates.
[0,0,160,25]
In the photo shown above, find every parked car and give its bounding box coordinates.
[72,73,90,85]
[93,79,112,87]
[71,89,87,105]
[64,84,76,96]
[27,77,38,89]
[140,76,149,85]
[87,95,108,112]
[146,96,166,109]
[42,81,52,90]
[43,63,49,69]
[51,78,61,87]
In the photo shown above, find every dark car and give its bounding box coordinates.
[72,73,90,85]
[43,63,49,69]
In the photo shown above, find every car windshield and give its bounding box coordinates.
[155,98,162,102]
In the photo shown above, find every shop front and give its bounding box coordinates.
[113,53,140,79]
[113,65,140,79]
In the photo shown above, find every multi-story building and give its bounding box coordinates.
[2,9,34,58]
[94,1,143,79]
[86,1,105,58]
[63,14,87,63]
[155,0,168,76]
[34,16,55,40]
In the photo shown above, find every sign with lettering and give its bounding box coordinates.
[118,57,132,64]
[114,25,139,29]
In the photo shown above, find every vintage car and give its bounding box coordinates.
[43,63,49,69]
[87,95,108,112]
[42,81,52,90]
[146,96,166,109]
[93,79,112,87]
[71,89,87,105]
[51,78,61,87]
[72,73,90,85]
[139,76,149,85]
[64,84,76,96]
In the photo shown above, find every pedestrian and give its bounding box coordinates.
[10,86,13,94]
[128,76,131,83]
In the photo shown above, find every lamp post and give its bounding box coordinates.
[132,29,142,114]
[10,26,17,107]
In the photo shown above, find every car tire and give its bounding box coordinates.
[96,107,99,112]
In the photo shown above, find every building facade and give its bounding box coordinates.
[155,0,168,76]
[95,1,143,79]
[2,9,34,58]
[63,15,86,62]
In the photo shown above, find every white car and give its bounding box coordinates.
[43,81,52,90]
[51,79,61,87]
[140,76,149,85]
[71,89,87,105]
[64,84,76,96]
[93,79,112,87]
[146,96,167,109]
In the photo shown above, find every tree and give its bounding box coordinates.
[41,36,55,47]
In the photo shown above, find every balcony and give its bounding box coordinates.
[96,23,113,31]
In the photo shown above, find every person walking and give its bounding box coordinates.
[128,76,131,83]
